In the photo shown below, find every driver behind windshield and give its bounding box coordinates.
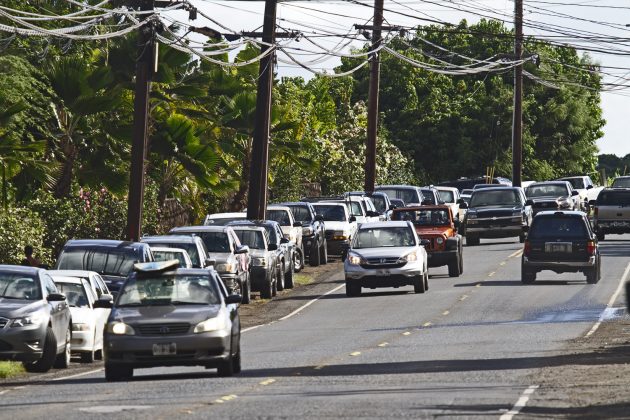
[117,275,220,306]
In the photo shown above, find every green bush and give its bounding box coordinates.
[0,206,51,265]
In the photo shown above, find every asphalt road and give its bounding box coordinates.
[2,235,629,419]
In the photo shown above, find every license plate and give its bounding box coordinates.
[152,343,176,356]
[545,242,572,253]
[377,270,391,276]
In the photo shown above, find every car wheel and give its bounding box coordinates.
[81,333,96,363]
[22,326,57,373]
[285,260,295,289]
[277,262,285,291]
[458,244,464,274]
[597,232,605,241]
[105,363,133,382]
[217,342,234,377]
[241,272,251,304]
[309,241,321,266]
[466,235,479,246]
[414,272,426,293]
[95,349,103,360]
[345,281,361,297]
[232,345,242,374]
[320,241,328,265]
[261,273,273,299]
[293,247,304,273]
[448,254,460,277]
[586,260,601,284]
[521,262,536,284]
[53,327,71,369]
[271,269,278,297]
[424,269,429,291]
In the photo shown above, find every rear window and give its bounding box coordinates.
[287,205,311,223]
[563,178,586,189]
[598,191,630,206]
[233,229,266,249]
[439,190,455,203]
[529,216,588,239]
[266,210,291,226]
[611,178,630,188]
[56,248,139,277]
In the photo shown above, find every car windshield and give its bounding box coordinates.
[197,232,231,253]
[117,275,220,306]
[206,217,241,226]
[526,184,569,198]
[234,230,265,249]
[153,250,189,268]
[611,178,630,188]
[529,217,588,239]
[56,248,137,277]
[470,190,521,207]
[439,190,455,203]
[353,227,416,249]
[287,205,311,223]
[266,210,290,226]
[597,191,630,206]
[377,188,419,204]
[562,178,586,189]
[392,209,450,226]
[0,274,41,300]
[313,205,347,222]
[148,243,200,268]
[390,199,406,207]
[56,283,89,308]
[371,196,386,213]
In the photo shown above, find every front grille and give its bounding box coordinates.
[325,230,335,240]
[136,323,191,336]
[476,218,517,228]
[361,257,406,269]
[533,202,558,210]
[133,350,196,360]
[0,317,8,329]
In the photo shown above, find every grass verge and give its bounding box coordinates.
[293,273,313,286]
[0,361,25,379]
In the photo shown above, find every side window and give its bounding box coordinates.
[214,273,228,298]
[42,274,57,296]
[94,275,109,295]
[82,279,97,303]
[230,231,241,251]
[276,226,283,244]
[145,247,153,262]
[91,276,103,297]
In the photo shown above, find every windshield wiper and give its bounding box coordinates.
[116,302,144,307]
[169,301,210,305]
[0,295,22,299]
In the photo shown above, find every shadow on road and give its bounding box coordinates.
[454,279,588,287]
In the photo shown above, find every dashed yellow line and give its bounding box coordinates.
[442,310,450,316]
[214,395,238,404]
[314,365,326,370]
[259,379,276,386]
[475,283,481,288]
[500,261,507,266]
[459,295,469,301]
[402,331,411,336]
[508,249,524,258]
[422,322,432,327]
[350,351,361,356]
[488,271,496,277]
[378,342,389,347]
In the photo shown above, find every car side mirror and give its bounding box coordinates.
[589,200,597,206]
[340,243,350,262]
[571,190,579,196]
[293,222,302,227]
[47,293,66,302]
[315,214,324,222]
[522,225,529,232]
[206,258,216,266]
[93,296,113,309]
[389,204,397,210]
[236,245,249,254]
[349,216,357,223]
[420,239,431,247]
[366,211,379,217]
[525,199,534,206]
[586,185,593,190]
[268,243,278,251]
[421,200,433,206]
[454,219,461,229]
[459,202,468,209]
[225,294,242,305]
[280,237,289,244]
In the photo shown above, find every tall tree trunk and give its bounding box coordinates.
[53,136,76,198]
[228,150,251,211]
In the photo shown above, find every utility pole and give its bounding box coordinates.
[364,0,384,194]
[246,0,277,220]
[512,0,523,188]
[126,0,155,241]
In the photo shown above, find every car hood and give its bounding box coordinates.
[323,221,350,231]
[415,227,453,237]
[351,247,417,259]
[69,306,95,324]
[468,206,521,218]
[249,249,268,258]
[111,304,221,325]
[0,299,46,318]
[207,252,231,263]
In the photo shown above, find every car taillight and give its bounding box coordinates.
[587,240,596,256]
[523,240,531,257]
[593,207,598,217]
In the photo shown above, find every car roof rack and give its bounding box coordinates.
[133,260,180,274]
[300,195,345,202]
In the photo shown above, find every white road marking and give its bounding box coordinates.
[79,406,153,413]
[259,379,276,386]
[585,261,630,338]
[499,385,539,420]
[52,368,103,381]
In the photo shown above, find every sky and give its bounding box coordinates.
[172,0,630,157]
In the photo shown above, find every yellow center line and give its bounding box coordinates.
[402,331,411,336]
[500,261,507,266]
[313,365,326,370]
[476,283,481,288]
[488,271,496,277]
[378,342,389,347]
[350,351,361,356]
[259,379,276,386]
[422,322,432,327]
[508,249,524,258]
[442,310,450,315]
[459,295,468,301]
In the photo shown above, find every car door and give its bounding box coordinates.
[88,276,110,346]
[42,274,68,343]
[215,272,240,344]
[275,224,291,268]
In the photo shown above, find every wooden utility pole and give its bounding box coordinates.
[512,0,523,188]
[246,0,277,220]
[126,0,155,241]
[364,0,384,194]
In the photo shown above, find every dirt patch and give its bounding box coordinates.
[238,260,344,329]
[522,317,630,418]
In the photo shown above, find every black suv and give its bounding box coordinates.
[461,187,532,246]
[55,240,154,294]
[278,202,327,266]
[521,211,600,284]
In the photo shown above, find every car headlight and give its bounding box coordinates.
[216,263,235,273]
[347,253,364,265]
[107,322,135,335]
[252,257,267,267]
[436,237,444,245]
[10,314,44,328]
[333,230,348,241]
[72,323,91,332]
[193,313,229,333]
[556,198,571,208]
[398,251,418,263]
[467,213,477,219]
[302,226,314,236]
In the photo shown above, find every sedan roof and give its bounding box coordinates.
[0,265,42,275]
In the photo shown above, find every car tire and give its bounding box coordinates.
[261,274,273,299]
[105,363,133,382]
[95,349,103,360]
[448,254,460,277]
[285,260,295,289]
[53,327,71,369]
[521,263,536,284]
[277,262,285,291]
[414,272,427,293]
[232,344,241,374]
[293,247,304,273]
[81,334,96,363]
[345,281,361,297]
[241,272,251,304]
[320,241,328,265]
[309,242,321,267]
[597,232,605,241]
[271,270,278,297]
[519,233,526,243]
[586,260,601,284]
[466,235,479,246]
[217,343,234,377]
[424,269,429,291]
[22,326,57,373]
[458,243,464,275]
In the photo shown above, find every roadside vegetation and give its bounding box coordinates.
[0,3,604,265]
[0,361,25,379]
